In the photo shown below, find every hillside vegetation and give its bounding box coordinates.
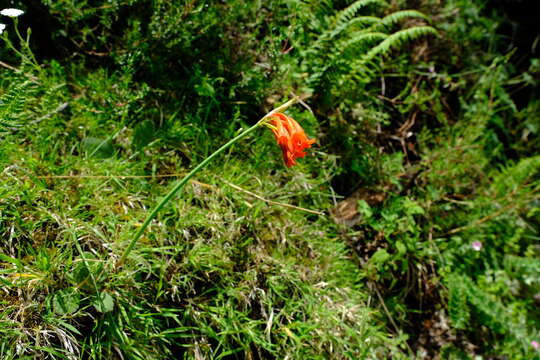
[1,0,539,359]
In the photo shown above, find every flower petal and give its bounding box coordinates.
[267,112,315,167]
[1,8,24,17]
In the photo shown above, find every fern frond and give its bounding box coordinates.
[324,16,382,41]
[363,25,437,61]
[340,32,388,54]
[307,31,387,88]
[447,273,471,329]
[348,15,382,28]
[0,80,36,132]
[491,155,540,196]
[447,274,533,344]
[376,10,430,30]
[301,3,436,98]
[336,0,386,26]
[504,255,540,284]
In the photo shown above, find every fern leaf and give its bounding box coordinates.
[347,15,382,28]
[324,16,382,42]
[0,80,35,132]
[447,273,471,329]
[340,32,388,54]
[363,26,437,61]
[336,0,386,26]
[447,273,533,346]
[376,10,430,30]
[504,255,540,284]
[491,155,540,196]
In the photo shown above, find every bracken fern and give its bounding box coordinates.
[0,78,35,132]
[299,0,437,99]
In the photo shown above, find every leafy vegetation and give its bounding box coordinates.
[1,0,539,358]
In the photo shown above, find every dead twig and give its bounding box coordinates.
[30,102,69,125]
[221,179,325,216]
[0,60,40,83]
[370,281,414,355]
[444,203,516,235]
[34,173,187,179]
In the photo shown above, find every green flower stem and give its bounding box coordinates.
[116,122,260,267]
[116,97,298,268]
[11,18,42,74]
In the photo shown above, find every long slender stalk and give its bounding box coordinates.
[11,18,42,74]
[116,98,298,268]
[116,123,259,267]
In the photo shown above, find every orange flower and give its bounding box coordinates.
[266,112,315,167]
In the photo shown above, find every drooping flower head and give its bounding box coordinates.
[1,8,24,17]
[0,23,5,34]
[265,112,315,167]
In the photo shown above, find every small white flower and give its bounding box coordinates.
[471,241,482,251]
[1,8,24,17]
[0,23,5,34]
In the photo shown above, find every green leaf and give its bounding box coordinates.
[52,288,80,315]
[395,241,406,255]
[132,120,156,149]
[0,253,22,266]
[403,198,424,215]
[81,137,114,159]
[54,319,82,336]
[357,199,373,219]
[93,292,114,313]
[370,249,390,265]
[69,252,96,284]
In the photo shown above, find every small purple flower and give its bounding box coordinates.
[532,340,539,350]
[471,241,482,251]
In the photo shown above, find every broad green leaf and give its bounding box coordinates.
[93,292,114,313]
[52,288,80,315]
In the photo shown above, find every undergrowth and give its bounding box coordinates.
[1,0,539,359]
